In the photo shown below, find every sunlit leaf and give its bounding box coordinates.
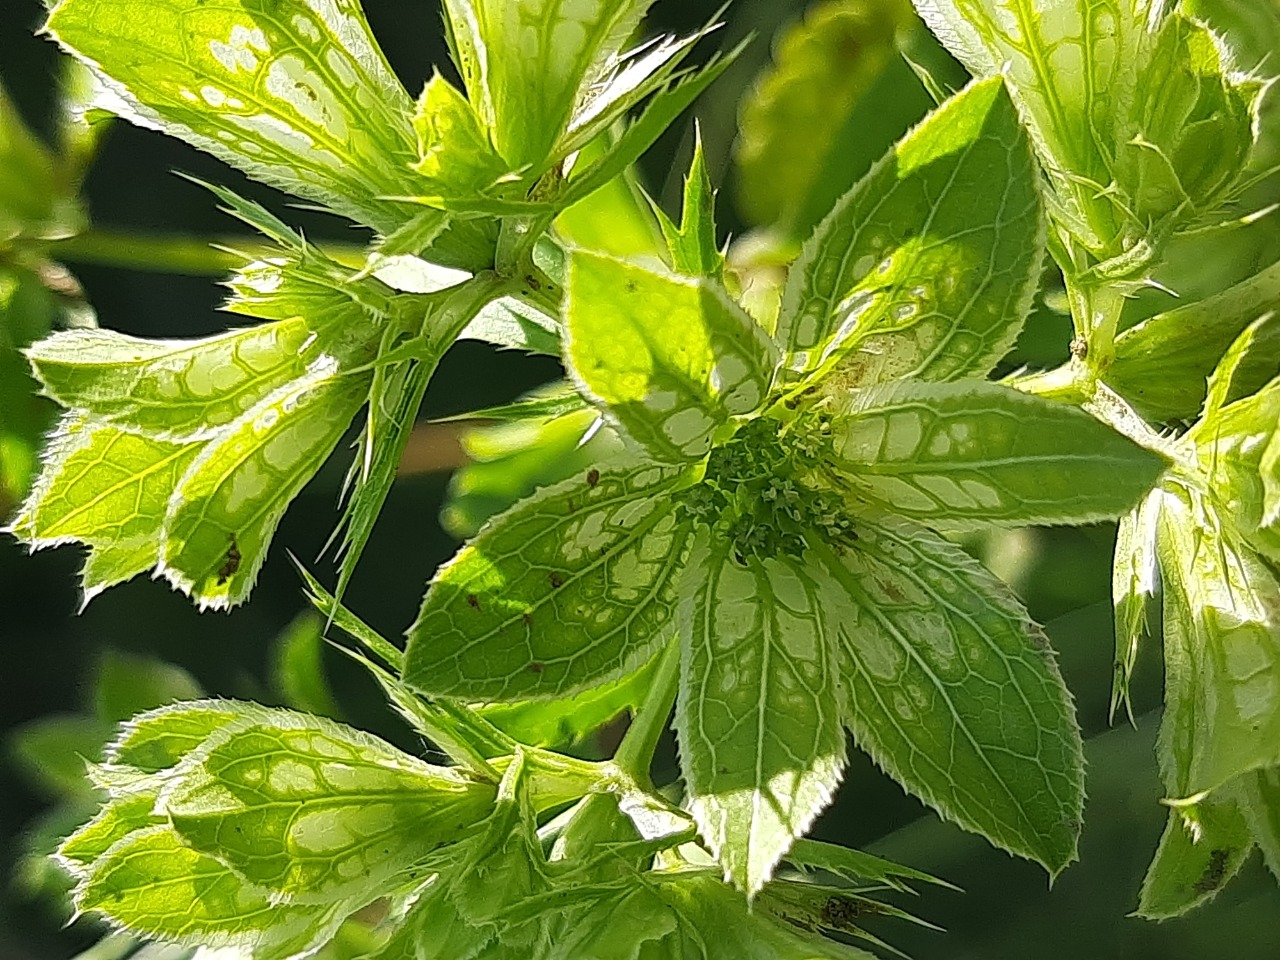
[412,71,510,198]
[25,319,334,441]
[812,514,1084,876]
[75,826,347,955]
[777,76,1043,386]
[159,365,370,609]
[163,706,496,901]
[827,379,1166,528]
[57,792,161,877]
[45,0,421,232]
[1153,484,1280,799]
[676,533,846,895]
[565,250,777,463]
[405,463,691,701]
[442,0,654,168]
[478,654,657,749]
[649,128,722,278]
[8,414,201,603]
[106,700,245,773]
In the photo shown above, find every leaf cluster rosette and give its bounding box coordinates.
[404,76,1169,895]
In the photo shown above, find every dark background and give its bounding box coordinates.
[2,1,1279,958]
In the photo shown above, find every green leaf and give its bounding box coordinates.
[565,250,778,463]
[442,0,654,168]
[8,414,201,602]
[1238,766,1280,882]
[649,128,723,278]
[675,532,846,896]
[405,463,690,701]
[555,40,742,214]
[106,700,245,773]
[24,318,340,440]
[913,2,1255,265]
[1107,259,1280,422]
[912,0,1141,255]
[411,71,509,198]
[648,871,873,960]
[93,650,201,725]
[162,706,496,901]
[734,0,940,239]
[785,837,954,893]
[1113,14,1256,228]
[441,407,616,540]
[1203,311,1280,423]
[0,81,83,241]
[1153,484,1280,799]
[459,297,562,357]
[159,367,369,609]
[57,792,162,876]
[1188,378,1280,563]
[75,825,347,955]
[1136,792,1254,919]
[554,134,663,259]
[0,265,59,512]
[777,76,1043,387]
[478,654,657,749]
[1111,492,1161,723]
[827,379,1167,528]
[45,0,420,233]
[811,515,1085,876]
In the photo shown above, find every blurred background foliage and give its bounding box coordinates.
[2,0,1279,957]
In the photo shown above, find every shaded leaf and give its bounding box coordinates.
[1136,792,1253,919]
[812,515,1084,876]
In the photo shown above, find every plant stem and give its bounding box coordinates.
[48,227,366,275]
[613,638,681,787]
[1065,277,1126,377]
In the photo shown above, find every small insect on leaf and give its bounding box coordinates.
[587,468,600,488]
[217,535,241,586]
[1194,849,1230,895]
[549,572,565,588]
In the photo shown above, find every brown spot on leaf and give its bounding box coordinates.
[217,535,241,585]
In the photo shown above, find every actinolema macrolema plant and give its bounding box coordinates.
[5,0,1279,954]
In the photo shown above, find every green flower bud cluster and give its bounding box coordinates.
[676,416,855,563]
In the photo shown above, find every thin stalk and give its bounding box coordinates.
[49,228,366,276]
[613,638,681,787]
[1065,277,1127,377]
